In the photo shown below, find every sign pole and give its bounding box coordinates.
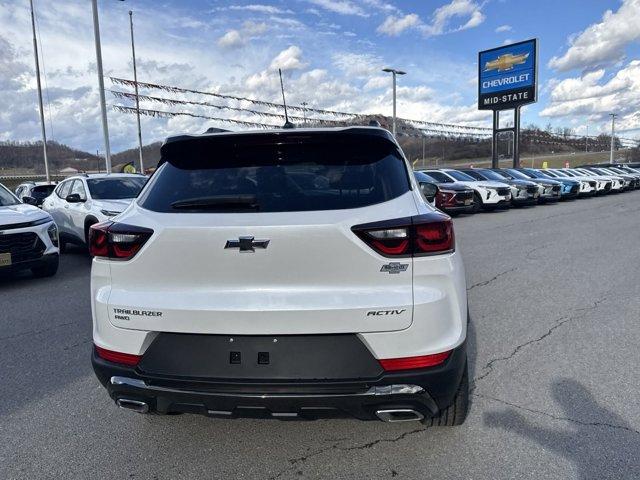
[513,107,521,168]
[492,111,499,168]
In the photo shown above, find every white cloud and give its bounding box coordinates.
[363,75,389,90]
[377,14,421,36]
[332,52,382,77]
[269,46,307,71]
[541,60,640,133]
[306,0,367,17]
[228,4,293,15]
[549,0,640,72]
[495,24,512,33]
[217,29,244,48]
[421,0,485,36]
[217,21,268,48]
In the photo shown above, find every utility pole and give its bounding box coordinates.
[585,125,588,153]
[92,0,111,172]
[301,101,308,125]
[29,0,50,183]
[382,68,406,138]
[129,10,144,173]
[609,113,617,164]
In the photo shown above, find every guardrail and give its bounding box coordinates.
[0,174,68,191]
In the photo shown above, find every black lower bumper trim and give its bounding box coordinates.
[92,338,467,421]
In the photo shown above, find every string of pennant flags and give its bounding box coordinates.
[108,76,639,147]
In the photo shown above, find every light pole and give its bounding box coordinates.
[609,113,617,164]
[585,124,588,153]
[129,10,144,173]
[382,68,406,138]
[29,0,50,183]
[92,0,112,173]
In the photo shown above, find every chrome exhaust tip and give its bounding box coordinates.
[116,398,149,414]
[376,409,424,422]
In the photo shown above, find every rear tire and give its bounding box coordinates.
[31,254,59,278]
[424,362,469,426]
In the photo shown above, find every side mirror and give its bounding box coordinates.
[420,182,438,204]
[66,193,84,203]
[22,196,38,206]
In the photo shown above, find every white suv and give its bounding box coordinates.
[42,173,146,252]
[0,183,59,277]
[422,168,512,211]
[90,127,469,425]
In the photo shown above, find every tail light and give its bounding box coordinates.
[352,213,454,257]
[89,221,153,260]
[95,345,141,366]
[379,351,451,371]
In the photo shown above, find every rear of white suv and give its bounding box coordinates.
[91,127,469,425]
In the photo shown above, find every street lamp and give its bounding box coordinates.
[609,113,617,164]
[92,0,125,173]
[382,68,406,138]
[29,0,50,183]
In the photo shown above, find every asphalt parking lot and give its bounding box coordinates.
[1,191,639,480]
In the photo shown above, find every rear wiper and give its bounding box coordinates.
[171,195,260,211]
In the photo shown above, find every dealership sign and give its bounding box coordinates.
[478,39,537,110]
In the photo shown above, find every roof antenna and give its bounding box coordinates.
[279,68,294,129]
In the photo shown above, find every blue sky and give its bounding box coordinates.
[1,0,639,152]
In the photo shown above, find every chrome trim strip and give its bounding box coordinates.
[109,376,424,399]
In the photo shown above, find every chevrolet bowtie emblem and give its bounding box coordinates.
[225,236,270,252]
[484,52,529,72]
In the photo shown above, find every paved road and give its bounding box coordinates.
[1,191,639,480]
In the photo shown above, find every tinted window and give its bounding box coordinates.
[87,177,145,200]
[31,185,56,200]
[460,170,484,180]
[424,171,454,183]
[504,169,529,180]
[140,135,410,213]
[447,170,476,182]
[0,184,20,206]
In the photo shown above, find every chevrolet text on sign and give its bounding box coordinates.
[478,39,537,110]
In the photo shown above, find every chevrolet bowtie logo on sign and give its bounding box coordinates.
[478,39,537,110]
[484,52,530,72]
[225,236,270,252]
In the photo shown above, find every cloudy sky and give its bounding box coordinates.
[1,0,639,152]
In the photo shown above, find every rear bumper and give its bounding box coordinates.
[92,338,467,421]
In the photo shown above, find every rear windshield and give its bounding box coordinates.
[31,185,56,199]
[87,177,146,200]
[139,134,411,213]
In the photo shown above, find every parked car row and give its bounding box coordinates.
[414,165,640,215]
[1,173,147,278]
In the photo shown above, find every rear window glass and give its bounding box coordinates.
[87,177,146,200]
[31,185,56,199]
[139,134,411,213]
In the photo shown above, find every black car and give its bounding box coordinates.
[414,171,475,215]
